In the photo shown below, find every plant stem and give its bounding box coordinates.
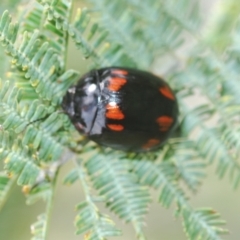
[63,0,74,70]
[43,168,59,240]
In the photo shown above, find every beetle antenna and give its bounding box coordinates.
[26,116,48,127]
[26,110,66,127]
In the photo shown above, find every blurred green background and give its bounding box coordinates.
[0,0,240,239]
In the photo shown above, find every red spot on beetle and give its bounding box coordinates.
[107,124,124,131]
[108,77,127,91]
[142,138,160,150]
[159,86,175,100]
[112,69,128,76]
[106,104,125,120]
[156,116,173,131]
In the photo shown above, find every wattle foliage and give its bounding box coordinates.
[0,0,238,239]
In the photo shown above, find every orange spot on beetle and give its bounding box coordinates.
[159,86,175,100]
[142,138,160,150]
[106,104,125,120]
[156,116,173,131]
[107,124,124,131]
[108,77,127,91]
[112,69,128,75]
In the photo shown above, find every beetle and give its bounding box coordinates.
[62,67,178,152]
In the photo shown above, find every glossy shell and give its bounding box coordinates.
[62,67,178,152]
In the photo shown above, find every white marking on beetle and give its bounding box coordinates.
[108,102,117,107]
[88,84,97,93]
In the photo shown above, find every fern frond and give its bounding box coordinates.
[176,51,240,185]
[0,10,79,104]
[130,155,227,239]
[180,95,240,187]
[0,80,73,164]
[182,208,228,240]
[85,151,150,239]
[87,0,201,68]
[75,202,121,240]
[0,7,80,197]
[132,139,206,193]
[74,159,121,239]
[0,129,43,190]
[1,133,41,187]
[37,0,136,68]
[27,181,55,240]
[23,0,69,57]
[131,159,188,208]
